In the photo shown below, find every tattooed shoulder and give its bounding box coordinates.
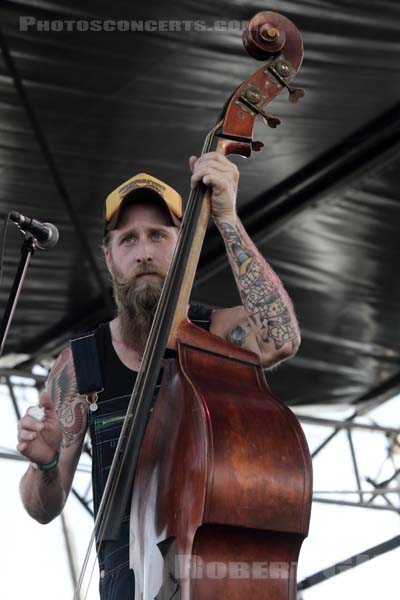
[47,348,87,449]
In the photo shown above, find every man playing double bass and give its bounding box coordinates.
[16,152,300,599]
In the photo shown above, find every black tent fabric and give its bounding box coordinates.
[1,0,400,406]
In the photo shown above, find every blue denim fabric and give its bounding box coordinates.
[89,394,135,600]
[97,525,134,600]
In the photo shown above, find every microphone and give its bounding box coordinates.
[10,211,59,249]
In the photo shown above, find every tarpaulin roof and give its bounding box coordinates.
[1,0,400,406]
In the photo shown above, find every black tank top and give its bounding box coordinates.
[93,303,213,402]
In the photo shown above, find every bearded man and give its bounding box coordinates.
[16,152,300,600]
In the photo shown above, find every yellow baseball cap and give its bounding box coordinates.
[104,172,183,232]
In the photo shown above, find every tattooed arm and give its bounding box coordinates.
[210,214,300,367]
[18,348,87,523]
[189,152,300,368]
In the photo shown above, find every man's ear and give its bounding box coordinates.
[104,245,112,274]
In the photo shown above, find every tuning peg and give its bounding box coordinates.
[262,114,281,128]
[238,94,282,129]
[251,141,265,151]
[288,87,305,104]
[267,64,305,104]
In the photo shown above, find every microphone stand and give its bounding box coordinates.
[0,235,37,357]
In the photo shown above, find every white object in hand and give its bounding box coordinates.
[27,406,45,422]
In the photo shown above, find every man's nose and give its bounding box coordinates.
[135,240,152,262]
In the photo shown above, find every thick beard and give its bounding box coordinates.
[111,263,164,351]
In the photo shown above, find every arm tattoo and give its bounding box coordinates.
[48,351,87,449]
[218,220,298,351]
[228,325,247,347]
[42,467,59,486]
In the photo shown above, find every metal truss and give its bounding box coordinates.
[295,392,400,593]
[298,413,400,513]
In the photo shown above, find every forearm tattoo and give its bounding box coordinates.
[218,221,298,350]
[229,324,247,346]
[48,350,87,448]
[42,467,59,486]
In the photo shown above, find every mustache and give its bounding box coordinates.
[132,264,166,281]
[112,263,166,287]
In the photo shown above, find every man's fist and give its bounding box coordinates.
[189,152,239,221]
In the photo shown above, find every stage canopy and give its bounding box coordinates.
[1,1,400,407]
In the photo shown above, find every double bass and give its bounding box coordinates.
[76,11,312,600]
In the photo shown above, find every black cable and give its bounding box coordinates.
[0,212,11,289]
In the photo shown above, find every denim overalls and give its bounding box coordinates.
[71,304,212,600]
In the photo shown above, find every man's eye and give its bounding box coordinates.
[152,232,164,240]
[122,234,136,244]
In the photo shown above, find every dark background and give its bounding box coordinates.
[1,0,400,407]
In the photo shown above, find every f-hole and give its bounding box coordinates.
[154,537,180,600]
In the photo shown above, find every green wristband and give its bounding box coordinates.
[31,449,60,471]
